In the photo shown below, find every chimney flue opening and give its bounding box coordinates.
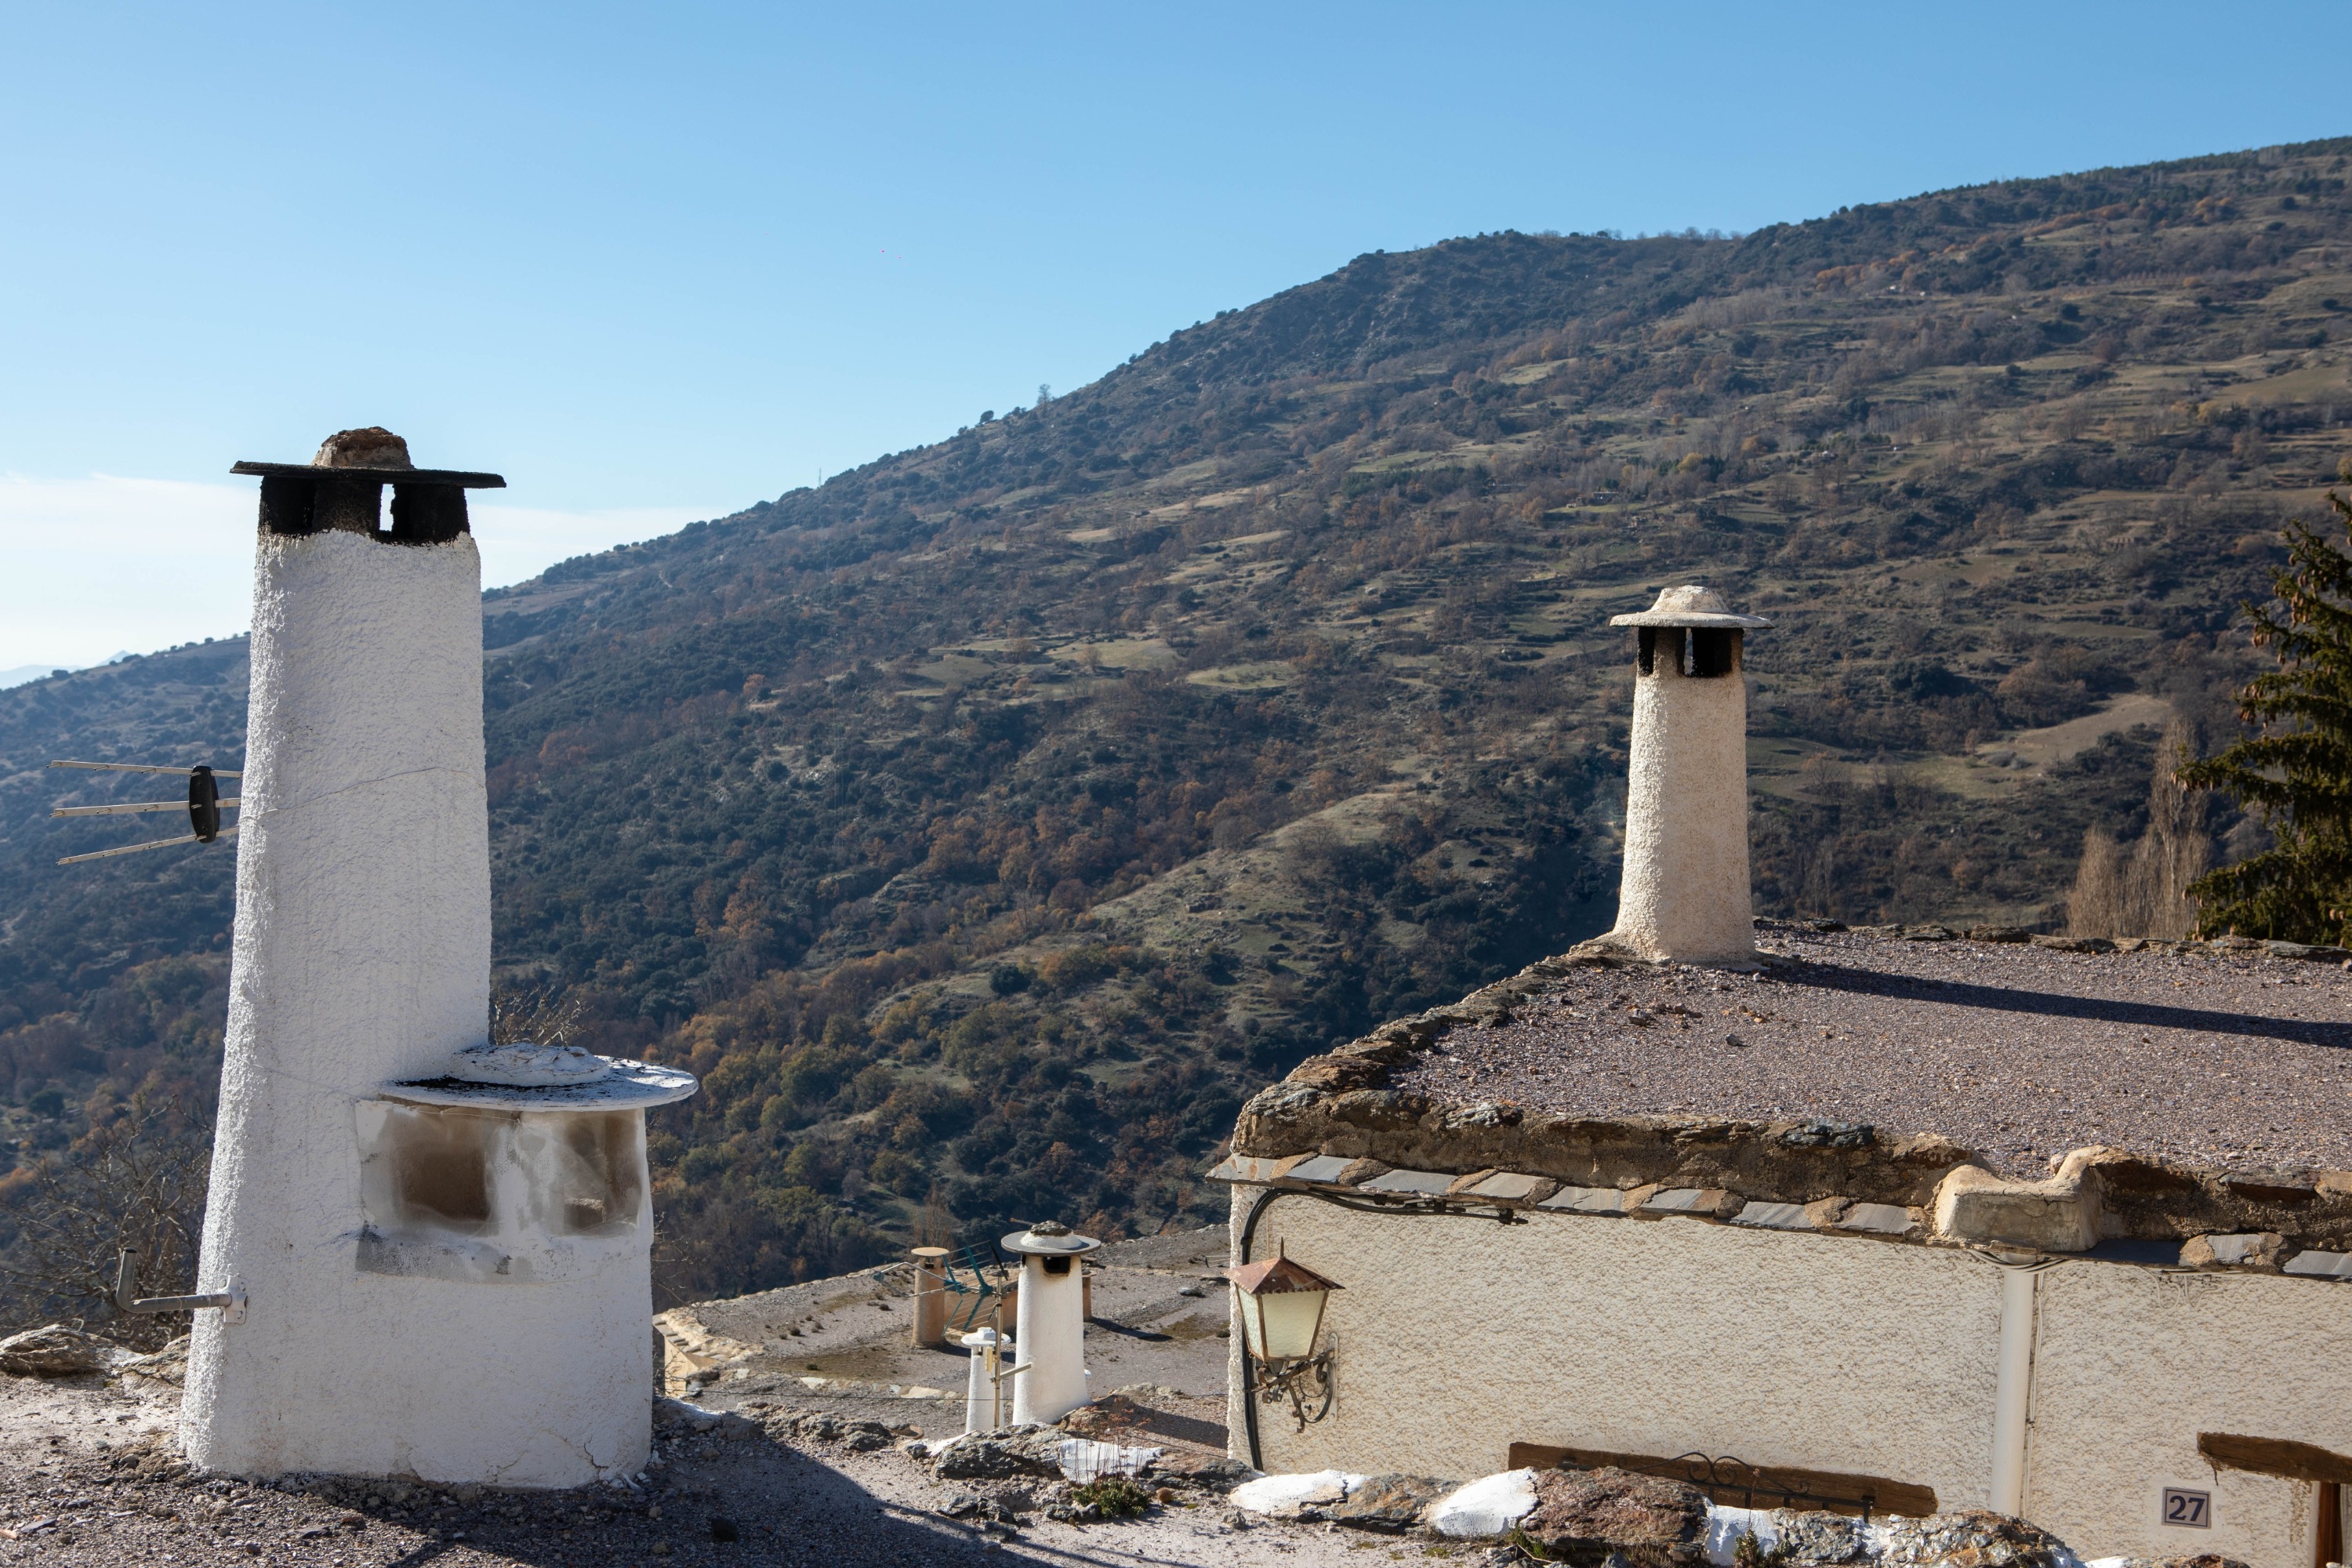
[1635,625,1741,678]
[1637,626,1658,675]
[1690,627,1740,678]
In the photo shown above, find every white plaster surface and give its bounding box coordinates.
[1612,653,1755,964]
[2021,1263,2352,1568]
[1228,1188,2352,1568]
[1426,1468,1537,1536]
[1229,1470,1357,1514]
[183,530,654,1487]
[1011,1254,1089,1425]
[1229,1189,2002,1509]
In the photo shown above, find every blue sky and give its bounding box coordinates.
[0,2,2342,667]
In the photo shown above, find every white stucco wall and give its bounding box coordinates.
[2024,1263,2352,1568]
[1613,654,1753,964]
[1228,1189,2352,1568]
[1231,1189,2003,1495]
[183,529,652,1486]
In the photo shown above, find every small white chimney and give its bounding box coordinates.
[1602,585,1772,967]
[1004,1221,1099,1425]
[181,430,695,1487]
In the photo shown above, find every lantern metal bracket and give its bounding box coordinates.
[1297,1186,1526,1225]
[1246,1342,1336,1432]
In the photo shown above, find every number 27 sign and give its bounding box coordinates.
[2161,1488,2212,1528]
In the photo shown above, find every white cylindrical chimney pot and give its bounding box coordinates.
[1606,585,1772,967]
[1004,1222,1098,1426]
[961,1327,1003,1434]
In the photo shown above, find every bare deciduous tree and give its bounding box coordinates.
[0,1100,211,1347]
[488,986,589,1047]
[2067,718,2212,939]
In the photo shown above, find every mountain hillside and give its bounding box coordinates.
[8,138,2352,1304]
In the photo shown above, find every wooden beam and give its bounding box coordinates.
[2199,1433,2352,1486]
[1507,1443,1938,1521]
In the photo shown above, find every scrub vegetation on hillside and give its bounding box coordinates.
[5,139,2352,1310]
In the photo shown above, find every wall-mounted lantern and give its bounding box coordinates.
[1225,1245,1342,1430]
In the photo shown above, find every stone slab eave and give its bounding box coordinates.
[1217,927,2352,1274]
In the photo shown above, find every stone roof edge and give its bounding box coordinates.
[1216,920,2352,1268]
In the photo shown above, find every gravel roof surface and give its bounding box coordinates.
[1391,927,2352,1179]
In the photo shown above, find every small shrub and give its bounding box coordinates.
[1069,1474,1152,1517]
[1733,1530,1796,1568]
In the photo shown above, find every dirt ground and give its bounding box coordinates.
[0,1231,1486,1568]
[0,1369,1462,1568]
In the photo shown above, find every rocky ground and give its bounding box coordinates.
[0,1230,1431,1568]
[656,1229,1235,1437]
[0,1365,1437,1568]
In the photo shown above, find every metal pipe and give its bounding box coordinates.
[53,798,241,817]
[1986,1255,2047,1515]
[49,760,243,778]
[58,827,238,865]
[114,1249,245,1323]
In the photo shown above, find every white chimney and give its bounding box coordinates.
[1004,1221,1099,1425]
[1602,585,1772,967]
[181,430,695,1488]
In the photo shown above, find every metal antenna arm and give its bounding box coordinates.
[60,828,238,866]
[51,760,242,778]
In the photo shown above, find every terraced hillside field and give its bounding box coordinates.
[5,138,2351,1306]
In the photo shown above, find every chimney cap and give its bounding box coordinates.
[230,429,505,488]
[1609,583,1771,630]
[1000,1223,1103,1257]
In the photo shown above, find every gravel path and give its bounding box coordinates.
[1394,926,2352,1178]
[0,1370,1404,1568]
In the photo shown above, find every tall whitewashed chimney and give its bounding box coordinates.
[182,430,694,1487]
[1602,584,1772,967]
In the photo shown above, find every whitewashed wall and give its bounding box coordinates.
[2025,1263,2352,1567]
[1228,1189,2350,1568]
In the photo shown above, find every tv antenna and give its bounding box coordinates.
[48,760,240,865]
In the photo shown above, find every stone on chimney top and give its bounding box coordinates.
[312,427,414,470]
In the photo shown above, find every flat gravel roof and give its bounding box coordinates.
[1389,927,2352,1179]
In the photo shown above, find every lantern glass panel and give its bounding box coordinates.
[1257,1288,1327,1363]
[1235,1286,1265,1359]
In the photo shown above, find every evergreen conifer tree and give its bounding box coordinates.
[2182,487,2352,941]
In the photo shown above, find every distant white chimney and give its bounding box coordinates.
[1004,1221,1100,1426]
[1603,585,1772,967]
[182,430,694,1488]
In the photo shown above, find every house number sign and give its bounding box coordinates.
[2161,1488,2211,1528]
